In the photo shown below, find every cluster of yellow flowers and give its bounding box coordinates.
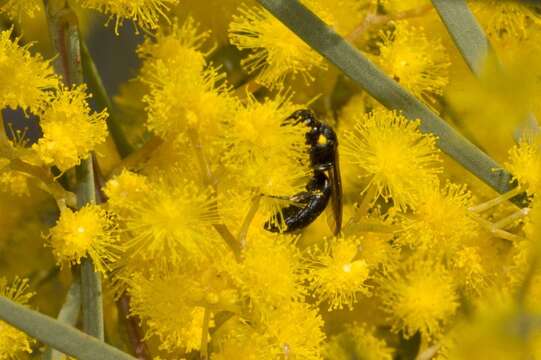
[1,0,541,359]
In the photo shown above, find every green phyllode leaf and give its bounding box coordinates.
[431,0,492,76]
[0,296,135,360]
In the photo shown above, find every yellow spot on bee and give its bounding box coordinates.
[318,134,328,145]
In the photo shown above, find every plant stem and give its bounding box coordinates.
[200,308,210,360]
[468,186,523,213]
[44,0,104,342]
[117,293,151,360]
[187,128,242,260]
[237,195,261,249]
[80,40,134,158]
[7,158,77,208]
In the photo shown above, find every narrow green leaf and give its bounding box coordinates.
[80,257,104,340]
[0,296,135,360]
[431,0,491,76]
[256,0,517,199]
[44,276,82,360]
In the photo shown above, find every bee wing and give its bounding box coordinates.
[326,148,343,235]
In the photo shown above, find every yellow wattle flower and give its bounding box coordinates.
[128,268,218,353]
[0,277,35,359]
[306,236,371,311]
[143,61,236,141]
[374,21,450,108]
[380,258,459,339]
[262,301,325,360]
[220,93,311,202]
[103,170,151,214]
[137,17,211,69]
[0,168,30,197]
[0,0,41,19]
[398,181,478,252]
[46,204,119,274]
[342,108,442,210]
[506,133,541,196]
[325,323,394,360]
[229,5,326,89]
[32,85,108,172]
[118,175,222,265]
[0,29,58,113]
[469,0,541,40]
[78,0,180,34]
[224,231,304,310]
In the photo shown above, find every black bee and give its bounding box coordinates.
[264,109,343,235]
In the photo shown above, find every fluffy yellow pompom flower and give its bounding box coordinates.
[103,170,150,214]
[139,17,235,142]
[222,94,306,168]
[398,182,478,251]
[0,169,30,197]
[325,323,394,360]
[229,5,325,89]
[305,236,371,310]
[225,231,304,310]
[0,29,58,113]
[0,0,41,19]
[142,60,236,141]
[32,85,108,172]
[374,22,450,108]
[0,277,35,359]
[469,0,541,39]
[506,133,541,195]
[46,205,119,274]
[137,17,210,72]
[262,301,325,360]
[212,320,274,360]
[128,269,223,353]
[342,108,442,210]
[221,94,310,197]
[229,0,366,89]
[452,246,488,295]
[78,0,180,34]
[119,176,222,265]
[380,258,458,339]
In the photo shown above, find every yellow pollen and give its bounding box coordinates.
[342,263,352,273]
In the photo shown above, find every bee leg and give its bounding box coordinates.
[263,191,314,204]
[264,172,331,233]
